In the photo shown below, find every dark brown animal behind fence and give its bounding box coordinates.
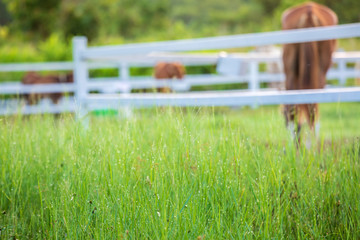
[281,2,338,145]
[22,71,74,105]
[154,62,186,93]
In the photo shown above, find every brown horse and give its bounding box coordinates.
[282,2,338,145]
[22,71,74,105]
[154,62,186,93]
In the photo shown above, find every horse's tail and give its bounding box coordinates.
[297,8,322,89]
[297,8,322,130]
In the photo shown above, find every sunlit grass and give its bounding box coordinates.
[1,103,359,239]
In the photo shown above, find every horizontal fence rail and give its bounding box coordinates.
[0,56,217,72]
[86,87,360,109]
[0,98,76,115]
[2,87,359,115]
[2,51,360,71]
[0,83,75,94]
[0,62,74,72]
[82,23,360,59]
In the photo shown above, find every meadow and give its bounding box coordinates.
[0,103,359,239]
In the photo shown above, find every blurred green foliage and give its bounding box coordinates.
[0,0,358,70]
[3,0,61,39]
[1,0,359,44]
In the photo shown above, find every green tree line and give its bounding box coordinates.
[0,0,359,43]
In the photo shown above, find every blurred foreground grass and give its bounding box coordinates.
[0,103,359,239]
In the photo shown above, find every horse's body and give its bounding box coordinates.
[282,2,338,144]
[22,72,73,105]
[154,62,185,93]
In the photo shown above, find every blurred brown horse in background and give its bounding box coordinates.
[154,62,186,93]
[22,71,74,105]
[282,2,338,145]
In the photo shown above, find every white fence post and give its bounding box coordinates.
[73,37,89,120]
[120,62,129,81]
[249,61,259,108]
[249,61,259,91]
[119,62,131,93]
[118,62,132,118]
[338,59,347,86]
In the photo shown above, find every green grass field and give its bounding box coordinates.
[1,103,359,239]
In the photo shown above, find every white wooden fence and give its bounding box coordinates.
[0,23,360,116]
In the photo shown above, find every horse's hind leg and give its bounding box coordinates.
[284,104,302,146]
[306,103,319,134]
[304,103,319,149]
